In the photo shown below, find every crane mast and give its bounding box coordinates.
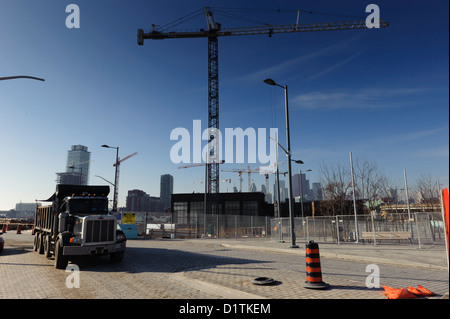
[137,7,388,216]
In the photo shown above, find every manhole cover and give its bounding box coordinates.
[252,277,276,285]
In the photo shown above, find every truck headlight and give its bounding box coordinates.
[69,235,82,244]
[116,233,126,241]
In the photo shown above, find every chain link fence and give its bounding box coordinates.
[128,211,445,246]
[132,212,271,239]
[271,212,446,246]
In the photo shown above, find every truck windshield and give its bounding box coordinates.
[68,199,108,215]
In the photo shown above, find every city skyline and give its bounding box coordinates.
[0,0,448,210]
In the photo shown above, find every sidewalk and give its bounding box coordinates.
[217,237,449,270]
[1,231,448,299]
[178,237,449,299]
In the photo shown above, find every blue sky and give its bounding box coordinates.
[0,0,448,210]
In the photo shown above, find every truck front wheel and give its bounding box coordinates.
[54,238,68,269]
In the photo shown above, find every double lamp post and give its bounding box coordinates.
[264,78,299,248]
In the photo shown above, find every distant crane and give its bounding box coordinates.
[111,152,137,211]
[221,165,260,192]
[194,179,231,184]
[178,160,225,170]
[138,7,389,214]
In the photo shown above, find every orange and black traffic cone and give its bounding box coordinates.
[1,224,6,233]
[16,224,22,234]
[303,241,330,289]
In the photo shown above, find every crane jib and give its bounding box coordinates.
[138,20,389,43]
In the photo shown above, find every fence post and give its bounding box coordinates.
[279,218,285,243]
[306,217,309,242]
[265,216,268,238]
[371,213,377,246]
[336,216,340,244]
[415,212,422,248]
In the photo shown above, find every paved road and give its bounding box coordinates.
[0,231,448,300]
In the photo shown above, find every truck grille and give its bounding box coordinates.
[85,218,115,243]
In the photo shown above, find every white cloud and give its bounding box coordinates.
[229,33,365,84]
[291,87,432,110]
[412,145,449,158]
[387,127,449,145]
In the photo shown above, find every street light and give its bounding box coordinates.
[264,78,298,248]
[268,136,305,244]
[0,75,45,82]
[101,144,119,212]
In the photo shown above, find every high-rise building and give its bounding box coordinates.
[160,174,174,212]
[273,180,288,203]
[126,189,163,212]
[312,183,323,201]
[66,145,90,185]
[294,173,310,198]
[56,144,90,185]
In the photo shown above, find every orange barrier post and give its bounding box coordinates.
[1,224,6,233]
[6,224,10,231]
[303,241,330,289]
[16,224,22,234]
[441,188,449,271]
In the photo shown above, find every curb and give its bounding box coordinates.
[170,271,267,299]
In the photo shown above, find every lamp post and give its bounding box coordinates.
[0,75,45,82]
[404,169,414,243]
[101,145,119,212]
[269,135,304,243]
[264,78,298,248]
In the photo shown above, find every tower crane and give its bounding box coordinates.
[138,7,389,214]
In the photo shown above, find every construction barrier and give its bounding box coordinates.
[16,224,22,234]
[1,224,6,233]
[441,188,449,270]
[303,240,330,289]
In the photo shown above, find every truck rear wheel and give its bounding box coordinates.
[54,238,68,269]
[44,235,52,258]
[33,233,39,252]
[37,233,44,254]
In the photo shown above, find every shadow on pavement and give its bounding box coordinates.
[69,246,272,274]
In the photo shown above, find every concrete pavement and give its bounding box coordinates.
[179,237,449,299]
[1,230,448,299]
